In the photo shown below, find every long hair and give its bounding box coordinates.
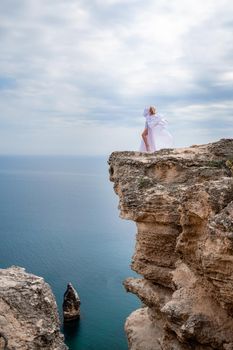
[149,106,156,115]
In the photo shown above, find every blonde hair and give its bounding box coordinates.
[149,106,156,115]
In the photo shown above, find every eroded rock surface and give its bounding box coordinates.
[0,266,67,350]
[63,282,81,321]
[109,139,233,350]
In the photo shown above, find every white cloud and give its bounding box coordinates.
[0,0,232,154]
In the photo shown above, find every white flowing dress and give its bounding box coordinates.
[139,108,173,152]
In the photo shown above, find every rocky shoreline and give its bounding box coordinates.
[109,139,233,350]
[0,266,67,350]
[1,139,233,350]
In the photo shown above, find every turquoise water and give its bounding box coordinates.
[0,156,139,350]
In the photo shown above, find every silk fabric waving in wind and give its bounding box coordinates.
[139,107,173,152]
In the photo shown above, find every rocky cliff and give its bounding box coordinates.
[109,139,233,350]
[0,266,67,350]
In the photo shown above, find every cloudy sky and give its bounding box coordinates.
[0,0,232,155]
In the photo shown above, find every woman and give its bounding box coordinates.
[139,106,173,152]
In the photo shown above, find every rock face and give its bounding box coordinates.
[63,283,81,322]
[109,139,233,350]
[0,266,67,350]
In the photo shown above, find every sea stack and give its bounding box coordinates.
[63,283,81,322]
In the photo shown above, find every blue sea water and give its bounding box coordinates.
[0,156,140,350]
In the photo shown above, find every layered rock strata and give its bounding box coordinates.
[109,139,233,350]
[0,266,67,350]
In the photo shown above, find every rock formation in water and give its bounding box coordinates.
[0,266,67,350]
[63,282,81,322]
[109,139,233,350]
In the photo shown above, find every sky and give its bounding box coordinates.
[0,0,232,155]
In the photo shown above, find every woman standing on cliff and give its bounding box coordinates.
[139,106,173,152]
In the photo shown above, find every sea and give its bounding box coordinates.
[0,155,140,350]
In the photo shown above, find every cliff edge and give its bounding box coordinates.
[0,266,67,350]
[109,139,233,350]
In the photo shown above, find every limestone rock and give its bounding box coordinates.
[63,283,81,322]
[109,139,233,350]
[0,266,67,350]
